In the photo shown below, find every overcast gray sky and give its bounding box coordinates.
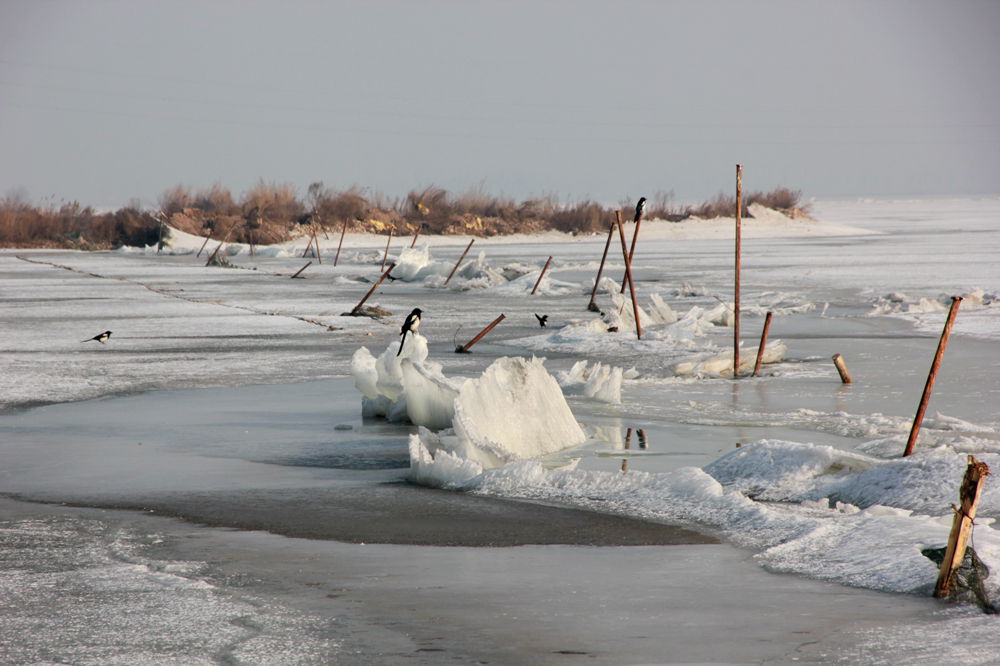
[2,0,998,208]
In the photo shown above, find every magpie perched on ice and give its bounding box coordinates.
[534,313,548,328]
[634,197,647,223]
[397,308,422,356]
[82,330,112,344]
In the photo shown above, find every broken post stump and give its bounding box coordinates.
[456,313,505,353]
[934,456,991,600]
[531,256,553,296]
[348,263,396,316]
[904,296,963,457]
[752,312,774,377]
[444,239,475,286]
[832,353,852,384]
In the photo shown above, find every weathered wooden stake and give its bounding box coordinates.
[248,228,255,257]
[206,221,240,266]
[381,230,394,271]
[312,223,323,264]
[444,239,475,286]
[903,296,963,457]
[752,312,774,377]
[290,261,312,279]
[624,427,633,450]
[410,227,421,248]
[196,232,212,258]
[637,428,648,449]
[620,209,644,293]
[615,211,642,339]
[588,219,616,311]
[349,262,396,316]
[832,353,853,384]
[621,458,629,473]
[934,455,990,598]
[531,256,553,295]
[734,164,743,378]
[456,313,505,352]
[334,219,348,266]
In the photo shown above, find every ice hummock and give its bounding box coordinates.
[409,356,587,488]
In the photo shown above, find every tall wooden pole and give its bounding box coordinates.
[588,219,616,311]
[752,311,773,377]
[444,239,475,285]
[410,226,421,248]
[734,164,743,378]
[620,210,644,293]
[903,296,963,457]
[615,210,642,340]
[934,456,990,598]
[312,222,323,263]
[334,219,348,266]
[531,256,553,295]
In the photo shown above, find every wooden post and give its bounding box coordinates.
[903,296,963,457]
[615,211,642,340]
[196,231,212,258]
[752,312,774,377]
[456,313,505,352]
[624,427,632,450]
[312,222,323,264]
[349,263,396,316]
[206,221,240,266]
[588,219,616,311]
[444,239,475,285]
[156,213,165,254]
[621,458,629,473]
[531,256,553,295]
[620,209,644,293]
[637,428,647,449]
[334,219,348,266]
[832,353,853,384]
[381,229,394,271]
[934,456,990,598]
[290,261,312,279]
[734,164,743,378]
[410,226,421,248]
[248,228,255,257]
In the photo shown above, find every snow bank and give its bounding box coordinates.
[409,356,587,488]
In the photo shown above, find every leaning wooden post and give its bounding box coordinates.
[410,226,421,248]
[934,456,990,598]
[615,211,642,340]
[205,221,240,266]
[334,219,349,266]
[620,209,644,294]
[349,263,396,315]
[290,261,312,279]
[734,164,743,378]
[456,313,505,352]
[588,219,616,311]
[196,231,212,258]
[444,239,475,285]
[903,296,963,457]
[752,311,773,377]
[832,353,853,384]
[381,229,394,271]
[312,222,323,264]
[531,256,553,295]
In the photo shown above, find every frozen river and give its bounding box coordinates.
[1,197,999,664]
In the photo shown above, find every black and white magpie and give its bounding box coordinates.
[634,197,647,223]
[82,330,112,344]
[397,308,422,356]
[534,313,548,328]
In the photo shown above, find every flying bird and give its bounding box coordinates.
[82,330,112,344]
[634,197,647,223]
[534,313,548,328]
[397,308,422,356]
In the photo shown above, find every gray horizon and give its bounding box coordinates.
[2,0,998,209]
